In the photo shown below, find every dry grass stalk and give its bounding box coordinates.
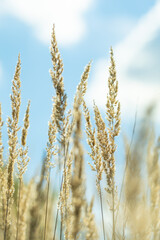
[58,150,73,239]
[4,54,21,240]
[105,47,121,192]
[45,194,55,240]
[90,48,120,240]
[123,136,144,239]
[0,103,7,232]
[84,198,98,240]
[64,61,92,153]
[63,63,92,239]
[64,160,73,240]
[57,60,91,240]
[16,101,30,240]
[70,107,85,240]
[49,25,71,240]
[45,103,57,178]
[114,107,137,231]
[105,47,121,240]
[0,166,7,233]
[17,181,32,240]
[123,109,154,239]
[50,24,67,145]
[28,163,46,240]
[92,102,108,190]
[44,103,57,240]
[147,132,160,240]
[58,61,91,239]
[83,100,105,239]
[63,109,72,145]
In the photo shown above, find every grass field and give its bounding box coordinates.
[0,25,160,240]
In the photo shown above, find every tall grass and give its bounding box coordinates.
[0,25,160,240]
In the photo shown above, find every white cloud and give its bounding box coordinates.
[0,0,93,46]
[104,16,137,40]
[86,1,160,121]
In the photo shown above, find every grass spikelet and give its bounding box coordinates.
[17,100,30,179]
[21,101,30,147]
[74,61,92,107]
[105,47,121,192]
[50,24,67,144]
[93,102,109,189]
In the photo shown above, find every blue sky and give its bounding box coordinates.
[0,0,159,179]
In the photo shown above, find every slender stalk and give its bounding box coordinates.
[60,221,63,240]
[112,184,115,240]
[53,205,59,240]
[53,165,63,240]
[60,142,67,240]
[4,197,9,240]
[99,182,106,240]
[43,170,51,240]
[16,178,22,240]
[53,140,69,240]
[115,107,137,227]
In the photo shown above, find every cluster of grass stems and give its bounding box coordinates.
[0,25,160,240]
